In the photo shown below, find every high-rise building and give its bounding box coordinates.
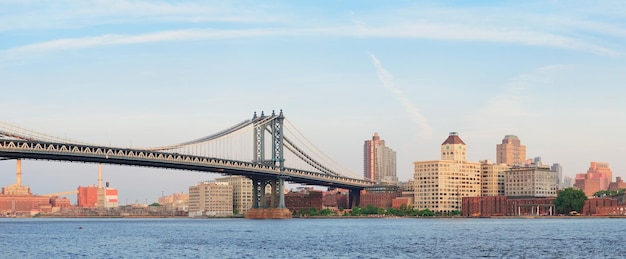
[574,162,613,197]
[480,160,510,196]
[496,135,526,166]
[504,165,557,197]
[413,132,481,213]
[189,181,233,217]
[562,176,574,188]
[551,163,563,189]
[364,132,397,183]
[216,175,253,215]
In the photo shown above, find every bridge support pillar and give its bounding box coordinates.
[245,176,291,219]
[278,177,285,209]
[349,189,361,209]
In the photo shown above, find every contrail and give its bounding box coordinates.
[370,54,433,138]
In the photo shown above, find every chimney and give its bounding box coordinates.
[16,159,22,186]
[98,164,103,189]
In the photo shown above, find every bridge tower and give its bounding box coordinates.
[246,110,291,219]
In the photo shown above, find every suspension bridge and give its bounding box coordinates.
[0,110,375,218]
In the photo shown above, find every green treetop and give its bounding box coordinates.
[553,187,587,214]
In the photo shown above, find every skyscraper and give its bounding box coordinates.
[551,163,563,189]
[413,132,481,213]
[496,135,526,166]
[363,133,397,183]
[574,162,613,197]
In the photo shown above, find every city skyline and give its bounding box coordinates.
[1,1,626,203]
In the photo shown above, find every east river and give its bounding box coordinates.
[2,217,626,258]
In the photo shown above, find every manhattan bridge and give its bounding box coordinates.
[0,110,376,215]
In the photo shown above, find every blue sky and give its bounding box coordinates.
[1,1,626,204]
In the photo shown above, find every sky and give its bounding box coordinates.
[1,0,626,204]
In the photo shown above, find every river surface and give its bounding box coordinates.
[1,217,625,258]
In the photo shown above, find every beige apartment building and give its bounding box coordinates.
[189,181,233,217]
[481,161,510,196]
[496,135,526,166]
[504,166,557,197]
[216,175,253,215]
[413,132,481,213]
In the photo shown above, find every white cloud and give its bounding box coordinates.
[2,28,290,57]
[354,23,620,57]
[0,0,283,31]
[370,54,433,139]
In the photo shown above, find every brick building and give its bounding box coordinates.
[582,198,619,215]
[462,196,555,216]
[285,190,323,213]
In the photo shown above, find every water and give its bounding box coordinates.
[1,217,626,258]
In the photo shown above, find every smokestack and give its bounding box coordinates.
[16,159,22,186]
[98,164,103,188]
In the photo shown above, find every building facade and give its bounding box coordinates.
[551,163,563,189]
[480,161,510,196]
[504,166,557,198]
[77,186,118,208]
[189,181,233,217]
[609,177,626,191]
[364,132,397,183]
[574,162,613,197]
[413,132,481,213]
[216,175,253,215]
[496,135,526,166]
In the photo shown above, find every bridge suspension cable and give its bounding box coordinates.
[283,119,362,180]
[0,121,92,145]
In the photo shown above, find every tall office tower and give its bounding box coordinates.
[588,162,612,191]
[551,163,563,189]
[413,132,481,213]
[481,160,510,196]
[574,162,613,197]
[364,133,397,183]
[216,175,253,215]
[496,135,526,166]
[562,176,574,188]
[189,181,233,217]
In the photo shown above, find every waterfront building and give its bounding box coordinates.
[158,192,189,212]
[360,186,401,209]
[480,160,510,196]
[496,135,526,166]
[413,132,481,213]
[574,162,613,197]
[216,175,253,215]
[188,181,233,217]
[77,185,118,208]
[364,133,397,183]
[1,160,71,216]
[286,188,323,214]
[504,165,557,198]
[609,177,626,191]
[77,186,98,207]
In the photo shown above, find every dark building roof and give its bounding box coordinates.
[441,132,466,145]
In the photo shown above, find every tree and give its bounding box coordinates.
[554,187,587,214]
[319,208,333,216]
[148,202,162,207]
[362,204,378,215]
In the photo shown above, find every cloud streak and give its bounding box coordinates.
[370,54,433,139]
